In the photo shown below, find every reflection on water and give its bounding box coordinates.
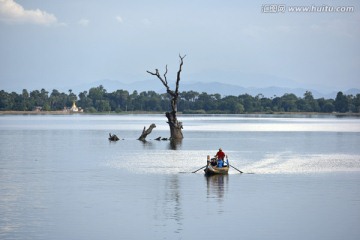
[139,139,156,149]
[152,175,183,235]
[206,174,229,201]
[169,139,182,150]
[138,139,182,150]
[164,175,183,234]
[1,114,359,132]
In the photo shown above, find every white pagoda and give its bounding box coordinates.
[70,102,78,112]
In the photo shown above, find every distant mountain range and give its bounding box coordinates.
[66,79,360,99]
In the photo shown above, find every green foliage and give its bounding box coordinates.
[334,92,349,113]
[0,87,359,114]
[86,107,97,113]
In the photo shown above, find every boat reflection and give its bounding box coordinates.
[205,174,229,200]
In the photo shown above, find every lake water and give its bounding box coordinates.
[0,114,359,240]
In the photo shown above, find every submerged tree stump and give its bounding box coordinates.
[108,133,120,141]
[138,123,156,141]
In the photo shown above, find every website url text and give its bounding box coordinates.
[262,4,355,13]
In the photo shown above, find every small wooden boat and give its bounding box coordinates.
[204,155,229,175]
[204,164,229,175]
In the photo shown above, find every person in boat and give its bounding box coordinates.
[215,148,225,168]
[210,157,217,166]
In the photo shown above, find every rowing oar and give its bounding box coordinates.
[226,156,243,174]
[192,165,207,173]
[229,164,243,174]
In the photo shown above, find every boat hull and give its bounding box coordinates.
[204,165,229,175]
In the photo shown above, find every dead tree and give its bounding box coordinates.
[108,133,119,141]
[147,55,185,140]
[138,123,156,141]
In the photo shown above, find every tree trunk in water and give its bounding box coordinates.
[166,111,183,140]
[138,123,156,141]
[108,133,119,141]
[147,55,186,140]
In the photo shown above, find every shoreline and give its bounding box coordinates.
[0,110,74,115]
[1,110,360,117]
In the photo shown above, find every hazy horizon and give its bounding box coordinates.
[1,0,359,93]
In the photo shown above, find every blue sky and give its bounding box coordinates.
[0,0,359,93]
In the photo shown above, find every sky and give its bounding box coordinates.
[0,0,359,93]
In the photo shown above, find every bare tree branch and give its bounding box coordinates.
[147,66,175,97]
[146,66,173,96]
[175,54,186,95]
[163,65,168,86]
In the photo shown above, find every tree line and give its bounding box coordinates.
[1,86,359,114]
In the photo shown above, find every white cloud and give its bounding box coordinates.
[78,18,90,27]
[115,15,123,23]
[0,0,57,26]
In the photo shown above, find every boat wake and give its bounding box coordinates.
[103,150,360,175]
[242,152,360,174]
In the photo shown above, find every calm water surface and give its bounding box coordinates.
[0,114,360,240]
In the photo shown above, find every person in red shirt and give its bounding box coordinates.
[215,148,226,167]
[215,148,225,160]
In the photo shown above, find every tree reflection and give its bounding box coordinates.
[168,139,182,150]
[167,175,183,233]
[155,175,183,235]
[139,140,155,149]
